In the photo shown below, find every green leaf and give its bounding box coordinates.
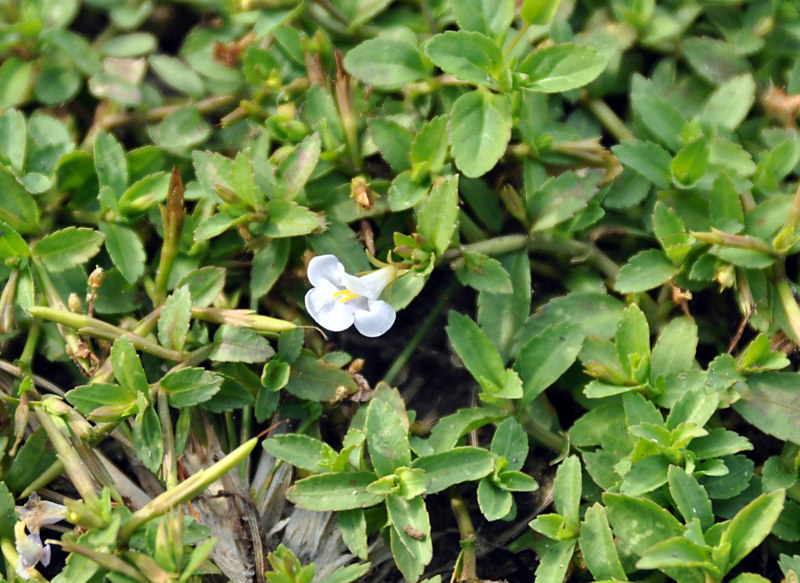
[453,0,514,40]
[514,321,584,407]
[519,44,607,93]
[158,286,191,352]
[477,477,513,520]
[389,171,429,211]
[534,540,576,583]
[636,537,713,570]
[66,382,138,421]
[34,65,81,105]
[446,311,520,397]
[100,32,157,58]
[410,115,449,178]
[700,74,755,131]
[0,164,40,234]
[210,325,274,363]
[650,316,696,380]
[4,428,58,494]
[671,138,709,188]
[0,58,34,110]
[604,493,683,555]
[629,74,684,152]
[33,226,105,272]
[615,249,679,293]
[450,88,512,178]
[150,106,211,151]
[616,304,650,383]
[721,490,785,570]
[418,175,459,255]
[175,267,226,307]
[0,482,17,539]
[251,238,289,300]
[286,472,383,511]
[0,218,29,260]
[343,38,428,89]
[455,251,512,293]
[263,434,336,473]
[553,456,582,530]
[531,170,603,232]
[285,351,357,402]
[580,504,627,582]
[653,202,691,264]
[98,222,146,285]
[118,171,171,217]
[338,509,368,560]
[612,140,672,189]
[520,0,562,25]
[0,109,26,174]
[620,455,670,496]
[419,408,505,455]
[733,373,800,443]
[111,336,149,394]
[278,132,321,200]
[149,55,204,99]
[68,379,136,416]
[133,405,163,474]
[668,466,713,531]
[365,392,412,477]
[412,447,495,493]
[94,130,129,203]
[423,31,504,88]
[491,418,528,471]
[477,252,531,362]
[160,368,223,408]
[387,494,433,565]
[255,200,323,238]
[683,37,749,86]
[369,118,412,173]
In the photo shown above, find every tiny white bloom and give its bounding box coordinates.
[15,493,67,580]
[305,255,397,337]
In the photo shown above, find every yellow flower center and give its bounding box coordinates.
[333,289,359,303]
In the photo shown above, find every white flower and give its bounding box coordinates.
[15,494,66,580]
[304,255,397,337]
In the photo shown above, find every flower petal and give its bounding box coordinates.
[353,299,396,337]
[307,255,345,288]
[341,265,396,299]
[305,284,354,332]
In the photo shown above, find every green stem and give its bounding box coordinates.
[583,97,636,142]
[503,23,531,58]
[33,407,103,518]
[383,279,457,385]
[153,168,185,306]
[119,436,258,542]
[158,389,178,490]
[448,487,479,583]
[774,261,800,344]
[517,404,567,453]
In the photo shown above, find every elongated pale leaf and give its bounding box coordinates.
[668,466,713,531]
[446,311,507,394]
[366,396,411,477]
[603,493,683,555]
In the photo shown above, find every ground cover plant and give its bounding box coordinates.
[4,0,800,581]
